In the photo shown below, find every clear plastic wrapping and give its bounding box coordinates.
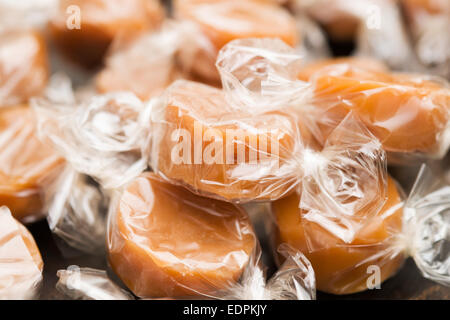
[302,60,450,162]
[33,75,151,190]
[104,172,316,299]
[0,206,43,299]
[45,165,107,255]
[173,0,301,83]
[96,21,182,100]
[56,266,134,300]
[403,165,450,286]
[0,29,49,107]
[0,104,65,222]
[270,164,450,295]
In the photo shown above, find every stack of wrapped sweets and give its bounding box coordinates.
[0,0,449,301]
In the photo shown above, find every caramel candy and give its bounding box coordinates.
[0,30,48,107]
[272,176,404,294]
[307,64,450,157]
[0,105,65,222]
[0,207,43,299]
[108,172,256,298]
[174,0,298,82]
[95,30,178,100]
[297,57,389,81]
[151,80,301,201]
[49,0,164,68]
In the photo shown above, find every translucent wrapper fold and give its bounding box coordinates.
[45,165,107,255]
[403,165,450,286]
[0,206,43,299]
[33,74,152,190]
[56,266,134,300]
[270,164,450,295]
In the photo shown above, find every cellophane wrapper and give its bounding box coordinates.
[173,0,330,84]
[56,266,134,300]
[45,164,107,255]
[96,19,216,100]
[270,164,450,294]
[0,206,43,299]
[403,165,450,286]
[104,172,316,300]
[33,74,151,190]
[0,104,64,223]
[305,63,450,164]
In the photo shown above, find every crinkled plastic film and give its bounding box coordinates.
[96,21,182,100]
[299,114,387,247]
[45,165,107,255]
[0,104,65,222]
[56,266,134,300]
[106,172,315,299]
[305,62,450,162]
[270,164,450,295]
[96,19,218,100]
[403,165,450,286]
[0,30,49,107]
[0,206,43,299]
[173,0,302,83]
[33,75,151,189]
[149,78,304,202]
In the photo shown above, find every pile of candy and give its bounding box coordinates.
[0,0,449,300]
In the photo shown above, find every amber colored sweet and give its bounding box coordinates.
[306,64,450,156]
[0,106,65,222]
[0,30,48,107]
[174,0,298,82]
[0,208,43,299]
[49,0,164,68]
[95,33,179,100]
[108,172,256,298]
[151,80,304,201]
[272,176,405,294]
[297,57,389,81]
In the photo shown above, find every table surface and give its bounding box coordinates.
[28,219,450,300]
